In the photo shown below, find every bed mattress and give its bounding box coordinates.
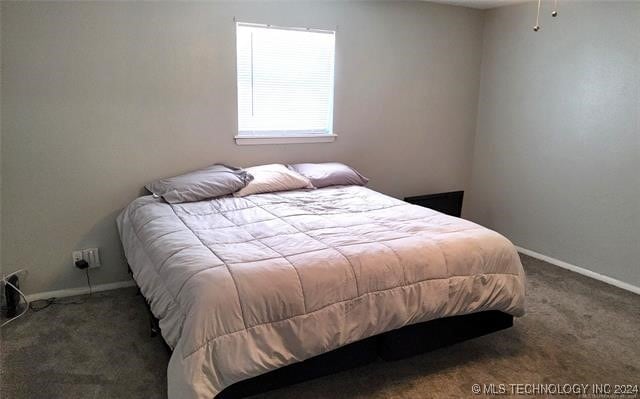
[117,185,525,399]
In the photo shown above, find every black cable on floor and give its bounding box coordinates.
[29,270,93,312]
[29,297,85,312]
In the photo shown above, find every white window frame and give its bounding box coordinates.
[234,21,337,145]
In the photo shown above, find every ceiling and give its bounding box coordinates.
[426,0,530,10]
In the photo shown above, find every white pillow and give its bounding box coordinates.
[234,164,313,197]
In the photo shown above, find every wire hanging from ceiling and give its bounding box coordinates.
[533,0,560,32]
[533,0,542,31]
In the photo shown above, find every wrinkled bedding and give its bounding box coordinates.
[117,186,525,399]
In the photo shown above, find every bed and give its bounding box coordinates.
[117,185,525,399]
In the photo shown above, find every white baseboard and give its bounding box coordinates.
[25,280,136,302]
[21,248,639,301]
[516,246,640,295]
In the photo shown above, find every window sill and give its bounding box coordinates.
[235,134,337,145]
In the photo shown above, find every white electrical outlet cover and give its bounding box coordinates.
[72,248,101,269]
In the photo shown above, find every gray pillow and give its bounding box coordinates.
[288,163,369,188]
[145,164,252,203]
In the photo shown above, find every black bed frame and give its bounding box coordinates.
[137,280,512,398]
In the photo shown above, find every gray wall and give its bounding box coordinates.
[0,2,3,280]
[1,1,484,294]
[466,1,640,286]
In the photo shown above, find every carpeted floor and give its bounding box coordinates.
[1,254,638,398]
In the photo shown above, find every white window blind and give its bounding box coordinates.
[236,22,336,141]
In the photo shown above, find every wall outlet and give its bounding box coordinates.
[72,248,101,269]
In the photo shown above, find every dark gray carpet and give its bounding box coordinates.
[1,254,638,398]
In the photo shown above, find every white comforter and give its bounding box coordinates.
[117,186,525,398]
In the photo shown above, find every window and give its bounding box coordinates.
[235,22,336,145]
